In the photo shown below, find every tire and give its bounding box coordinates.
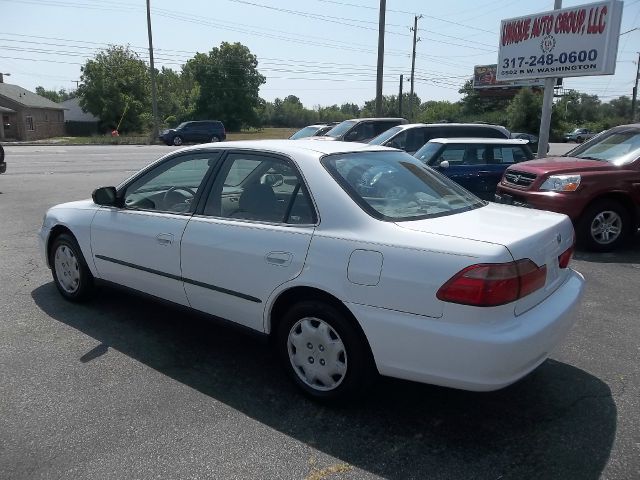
[210,135,220,143]
[276,300,375,403]
[577,200,630,252]
[172,136,183,146]
[49,233,94,302]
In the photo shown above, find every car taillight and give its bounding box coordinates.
[558,245,574,269]
[436,259,547,307]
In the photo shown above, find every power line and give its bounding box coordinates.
[313,0,498,34]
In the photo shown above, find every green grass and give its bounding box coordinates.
[226,127,297,141]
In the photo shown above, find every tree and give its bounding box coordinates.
[156,66,199,126]
[186,42,266,131]
[506,88,542,134]
[35,87,76,103]
[78,45,151,132]
[418,101,462,123]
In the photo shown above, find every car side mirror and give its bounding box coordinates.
[92,186,118,206]
[439,160,450,169]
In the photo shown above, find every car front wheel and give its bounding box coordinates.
[50,233,94,301]
[276,300,375,402]
[172,136,183,146]
[578,200,629,252]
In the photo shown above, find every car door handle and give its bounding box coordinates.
[266,251,292,266]
[156,233,174,246]
[478,171,492,176]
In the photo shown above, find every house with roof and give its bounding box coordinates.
[0,76,65,141]
[60,97,100,135]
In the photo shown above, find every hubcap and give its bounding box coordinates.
[287,317,347,392]
[210,136,219,142]
[173,137,182,146]
[590,210,622,245]
[54,244,80,293]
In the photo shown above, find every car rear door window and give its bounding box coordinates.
[204,153,316,224]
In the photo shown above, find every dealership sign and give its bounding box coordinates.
[474,64,544,89]
[496,0,623,81]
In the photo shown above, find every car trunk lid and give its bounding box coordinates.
[396,203,575,315]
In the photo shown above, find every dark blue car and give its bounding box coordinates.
[159,120,226,146]
[414,138,533,200]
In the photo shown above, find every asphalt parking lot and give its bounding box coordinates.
[1,144,638,480]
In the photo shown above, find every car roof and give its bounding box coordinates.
[428,138,529,145]
[177,139,397,157]
[390,122,507,131]
[343,117,407,122]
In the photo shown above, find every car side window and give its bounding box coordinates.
[387,130,408,150]
[204,153,316,224]
[405,129,427,152]
[435,145,487,166]
[123,152,220,213]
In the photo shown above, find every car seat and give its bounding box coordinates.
[234,183,280,222]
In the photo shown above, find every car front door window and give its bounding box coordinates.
[123,153,219,214]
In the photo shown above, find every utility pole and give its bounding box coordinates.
[537,0,562,158]
[146,0,159,142]
[409,15,422,121]
[631,52,640,123]
[398,74,403,117]
[71,80,80,89]
[375,0,386,116]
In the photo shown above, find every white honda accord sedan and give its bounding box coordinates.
[39,140,584,401]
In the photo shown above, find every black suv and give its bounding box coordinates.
[321,118,408,143]
[160,121,226,146]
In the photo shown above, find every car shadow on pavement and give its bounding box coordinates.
[32,283,616,480]
[574,232,640,264]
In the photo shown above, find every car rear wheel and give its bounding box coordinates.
[50,233,94,301]
[172,136,183,146]
[210,135,220,143]
[276,300,375,402]
[578,200,629,252]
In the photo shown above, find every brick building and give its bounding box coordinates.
[0,77,65,141]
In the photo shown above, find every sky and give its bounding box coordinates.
[0,0,639,108]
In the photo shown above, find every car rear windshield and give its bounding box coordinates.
[369,126,403,145]
[324,120,357,138]
[322,151,485,221]
[567,129,640,165]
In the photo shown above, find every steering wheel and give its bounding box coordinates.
[162,186,196,212]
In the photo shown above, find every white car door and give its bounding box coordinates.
[91,151,221,305]
[180,151,317,331]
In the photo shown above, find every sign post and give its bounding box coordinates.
[497,0,623,156]
[538,0,562,159]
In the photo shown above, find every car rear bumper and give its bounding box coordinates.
[495,187,585,221]
[348,269,584,391]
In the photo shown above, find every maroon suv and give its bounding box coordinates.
[495,124,640,252]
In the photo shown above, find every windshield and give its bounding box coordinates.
[290,126,320,139]
[176,122,188,129]
[414,142,444,163]
[369,126,403,145]
[322,151,484,221]
[324,120,357,138]
[567,130,640,165]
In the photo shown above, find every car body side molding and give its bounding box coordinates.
[94,254,262,303]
